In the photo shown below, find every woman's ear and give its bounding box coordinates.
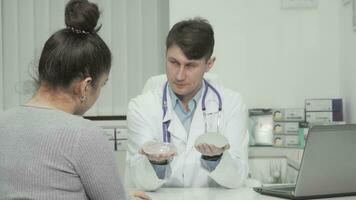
[80,77,92,96]
[73,77,92,102]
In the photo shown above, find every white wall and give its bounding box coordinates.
[0,1,3,111]
[0,0,168,115]
[340,2,356,123]
[169,0,341,109]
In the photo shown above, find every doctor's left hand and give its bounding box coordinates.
[195,143,230,157]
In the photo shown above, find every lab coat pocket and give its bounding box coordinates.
[205,111,221,134]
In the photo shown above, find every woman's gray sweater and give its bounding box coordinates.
[0,106,127,200]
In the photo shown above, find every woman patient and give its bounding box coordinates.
[0,0,149,199]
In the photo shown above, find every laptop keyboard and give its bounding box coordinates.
[275,186,295,191]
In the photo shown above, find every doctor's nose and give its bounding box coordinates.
[175,66,186,81]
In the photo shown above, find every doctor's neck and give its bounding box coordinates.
[175,81,203,110]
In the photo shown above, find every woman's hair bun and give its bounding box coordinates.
[65,0,100,33]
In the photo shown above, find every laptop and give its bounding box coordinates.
[254,124,356,199]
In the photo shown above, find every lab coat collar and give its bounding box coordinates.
[169,84,203,115]
[162,81,211,145]
[162,81,205,123]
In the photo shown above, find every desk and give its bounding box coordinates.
[144,187,356,200]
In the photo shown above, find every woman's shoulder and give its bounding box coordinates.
[55,111,103,133]
[13,105,103,133]
[46,109,106,143]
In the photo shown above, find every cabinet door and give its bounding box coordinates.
[285,160,299,183]
[114,150,127,180]
[248,157,288,184]
[115,128,128,180]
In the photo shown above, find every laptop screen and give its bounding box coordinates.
[294,124,356,196]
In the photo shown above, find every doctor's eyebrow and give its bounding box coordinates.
[168,58,178,64]
[168,57,199,67]
[168,57,180,62]
[185,62,198,67]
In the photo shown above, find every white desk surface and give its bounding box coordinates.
[143,187,356,200]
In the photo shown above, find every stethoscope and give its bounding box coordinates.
[162,79,222,143]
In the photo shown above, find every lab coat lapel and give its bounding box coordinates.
[187,84,220,149]
[170,115,188,143]
[186,95,205,149]
[162,89,187,143]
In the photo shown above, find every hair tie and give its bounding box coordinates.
[66,26,90,35]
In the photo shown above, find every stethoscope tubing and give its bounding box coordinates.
[162,79,222,143]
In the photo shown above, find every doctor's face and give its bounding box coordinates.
[166,44,213,100]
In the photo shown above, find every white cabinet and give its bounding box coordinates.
[114,128,128,179]
[248,157,287,184]
[91,119,129,180]
[248,147,303,184]
[285,159,300,183]
[114,150,127,179]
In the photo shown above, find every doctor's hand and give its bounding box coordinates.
[139,149,176,165]
[140,141,177,164]
[195,143,230,157]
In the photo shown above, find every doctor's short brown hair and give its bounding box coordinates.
[166,17,214,61]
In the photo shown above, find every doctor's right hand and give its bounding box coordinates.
[139,148,176,164]
[139,141,177,164]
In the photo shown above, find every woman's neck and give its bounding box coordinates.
[26,85,76,114]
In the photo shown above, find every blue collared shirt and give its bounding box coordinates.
[168,84,202,133]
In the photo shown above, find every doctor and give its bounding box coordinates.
[126,17,249,191]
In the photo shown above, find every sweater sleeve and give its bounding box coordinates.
[72,126,127,200]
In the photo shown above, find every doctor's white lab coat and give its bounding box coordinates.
[125,79,249,191]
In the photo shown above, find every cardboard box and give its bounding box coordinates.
[306,111,343,124]
[273,135,299,148]
[305,99,342,112]
[272,108,305,122]
[273,122,299,134]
